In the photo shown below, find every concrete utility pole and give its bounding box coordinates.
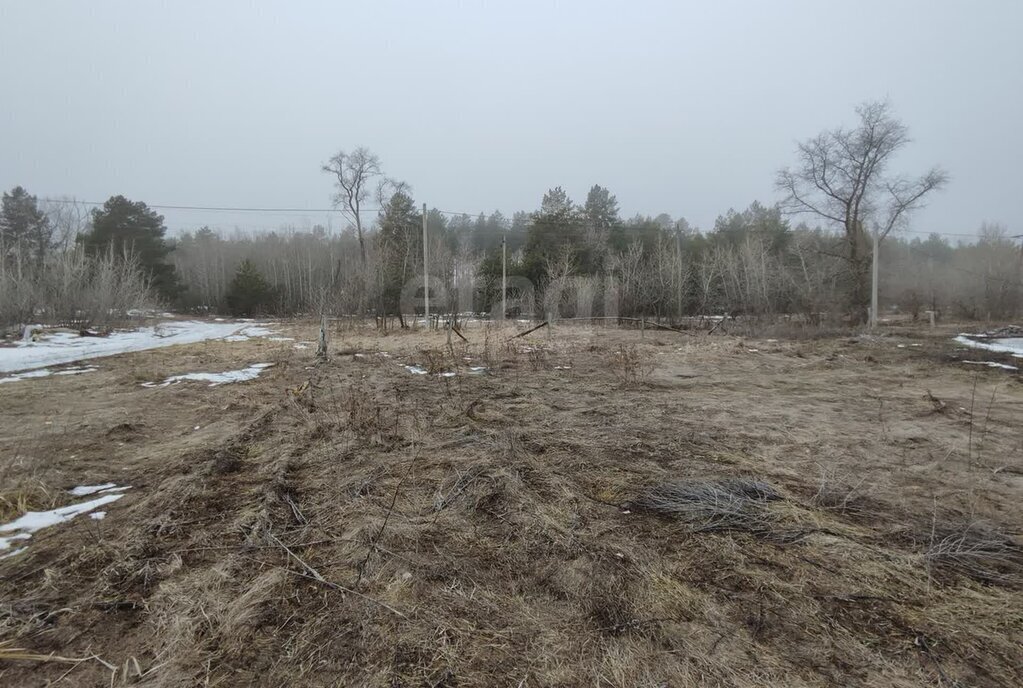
[422,202,429,327]
[675,223,683,319]
[870,226,879,329]
[501,234,507,322]
[1014,234,1023,318]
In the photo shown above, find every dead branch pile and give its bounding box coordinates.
[925,520,1023,587]
[633,477,781,534]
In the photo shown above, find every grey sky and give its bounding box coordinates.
[2,1,1020,237]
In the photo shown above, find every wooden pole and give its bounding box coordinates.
[501,234,507,324]
[870,225,879,330]
[422,203,430,328]
[316,314,328,359]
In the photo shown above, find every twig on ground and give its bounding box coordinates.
[354,441,421,588]
[269,533,408,619]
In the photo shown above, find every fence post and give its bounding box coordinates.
[316,314,328,360]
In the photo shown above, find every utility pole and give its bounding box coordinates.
[870,223,879,330]
[422,202,429,328]
[675,222,683,320]
[1014,234,1023,319]
[501,234,507,323]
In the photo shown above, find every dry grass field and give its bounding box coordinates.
[1,320,1021,687]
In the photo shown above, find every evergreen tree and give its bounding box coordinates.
[1,186,52,266]
[376,191,421,317]
[523,186,584,285]
[81,196,182,300]
[225,259,276,316]
[582,184,620,231]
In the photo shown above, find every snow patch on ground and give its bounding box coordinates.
[0,321,278,373]
[962,360,1019,371]
[0,492,126,553]
[142,362,274,388]
[405,365,428,375]
[954,335,1023,358]
[0,365,97,385]
[223,325,275,342]
[70,483,115,496]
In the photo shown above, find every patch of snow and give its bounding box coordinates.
[468,366,488,374]
[268,336,294,342]
[90,512,106,521]
[438,371,456,378]
[55,365,98,376]
[0,365,100,384]
[69,483,116,496]
[404,365,428,375]
[0,547,27,560]
[0,368,53,384]
[142,362,273,388]
[962,360,1019,371]
[293,343,310,350]
[554,365,572,370]
[954,335,1023,358]
[0,320,276,373]
[0,492,126,552]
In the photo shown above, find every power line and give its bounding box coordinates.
[39,197,384,214]
[37,197,994,240]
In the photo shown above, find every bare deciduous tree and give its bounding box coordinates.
[322,147,382,265]
[776,100,947,318]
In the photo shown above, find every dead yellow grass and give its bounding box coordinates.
[0,320,1021,686]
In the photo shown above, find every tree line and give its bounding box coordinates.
[2,101,1019,330]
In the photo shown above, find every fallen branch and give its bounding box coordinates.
[507,321,548,340]
[269,533,408,619]
[354,443,421,588]
[707,314,730,335]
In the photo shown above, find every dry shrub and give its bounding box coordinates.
[0,244,153,329]
[607,344,653,382]
[633,477,780,535]
[925,520,1023,587]
[339,384,385,438]
[810,471,877,519]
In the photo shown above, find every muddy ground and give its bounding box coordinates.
[1,320,1021,687]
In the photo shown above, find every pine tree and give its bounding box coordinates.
[376,191,421,318]
[225,260,276,316]
[1,186,52,266]
[81,196,182,300]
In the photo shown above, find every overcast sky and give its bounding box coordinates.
[2,1,1020,237]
